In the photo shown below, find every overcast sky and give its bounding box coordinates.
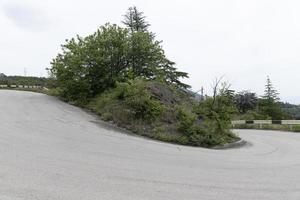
[0,0,300,103]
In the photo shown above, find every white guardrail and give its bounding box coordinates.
[0,85,42,89]
[232,120,300,130]
[232,120,300,125]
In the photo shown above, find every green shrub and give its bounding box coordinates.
[238,110,270,120]
[88,91,116,114]
[101,112,113,121]
[119,79,166,120]
[47,88,63,97]
[88,79,166,122]
[188,125,219,147]
[292,125,300,132]
[87,79,240,148]
[175,106,197,135]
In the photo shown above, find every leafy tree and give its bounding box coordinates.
[84,24,130,94]
[196,79,237,134]
[126,31,160,79]
[235,91,258,113]
[50,24,130,102]
[50,8,190,103]
[122,6,150,33]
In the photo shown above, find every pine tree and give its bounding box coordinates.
[122,6,150,33]
[262,76,280,102]
[122,7,189,88]
[259,76,284,119]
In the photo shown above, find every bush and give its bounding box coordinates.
[89,79,166,122]
[87,79,240,148]
[119,79,166,120]
[188,125,219,147]
[175,106,197,135]
[47,88,63,97]
[237,110,270,120]
[101,112,113,121]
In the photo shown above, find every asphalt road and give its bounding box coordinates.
[1,90,300,200]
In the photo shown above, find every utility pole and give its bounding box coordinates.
[201,87,205,101]
[24,68,27,77]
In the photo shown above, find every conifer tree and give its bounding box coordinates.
[262,76,280,102]
[122,6,150,33]
[259,76,284,119]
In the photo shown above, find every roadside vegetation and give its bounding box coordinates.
[5,7,299,144]
[232,77,300,132]
[0,74,51,87]
[46,7,239,148]
[233,76,289,120]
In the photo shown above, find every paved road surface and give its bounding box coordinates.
[0,90,300,200]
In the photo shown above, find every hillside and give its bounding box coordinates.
[45,7,239,148]
[85,79,239,147]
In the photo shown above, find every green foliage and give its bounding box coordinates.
[262,76,280,101]
[258,98,285,119]
[259,76,284,119]
[197,95,237,134]
[120,79,166,120]
[101,112,113,121]
[46,88,63,97]
[0,75,50,87]
[48,7,242,148]
[51,24,130,103]
[280,102,300,119]
[50,18,189,103]
[89,79,166,121]
[175,106,197,135]
[237,110,270,120]
[123,6,150,33]
[174,81,239,147]
[188,125,222,147]
[85,78,239,147]
[235,91,258,113]
[233,77,289,120]
[175,107,238,147]
[179,81,240,147]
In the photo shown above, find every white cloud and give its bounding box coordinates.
[1,2,50,31]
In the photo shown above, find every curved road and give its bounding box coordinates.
[1,90,300,200]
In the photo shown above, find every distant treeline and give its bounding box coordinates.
[0,74,51,87]
[280,103,300,120]
[232,77,300,120]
